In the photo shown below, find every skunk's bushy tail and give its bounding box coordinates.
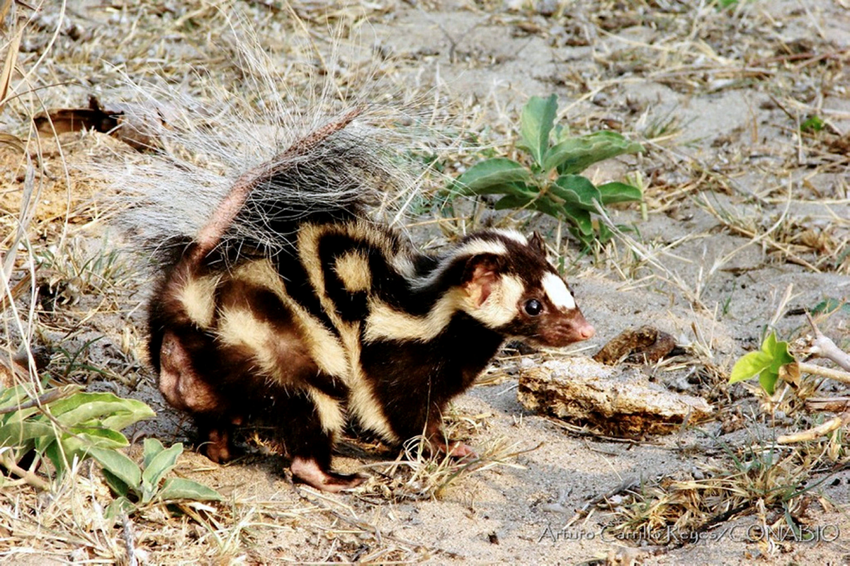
[100,19,438,267]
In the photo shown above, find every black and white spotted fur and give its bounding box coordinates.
[137,111,594,491]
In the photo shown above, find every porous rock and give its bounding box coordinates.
[517,357,713,436]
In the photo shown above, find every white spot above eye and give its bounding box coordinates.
[542,272,575,310]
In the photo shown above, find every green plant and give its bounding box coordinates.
[90,438,222,517]
[800,115,824,133]
[729,332,795,395]
[0,384,155,485]
[811,298,850,316]
[448,94,645,247]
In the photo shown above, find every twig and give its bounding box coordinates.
[806,312,850,371]
[0,452,49,490]
[777,413,850,444]
[797,362,850,385]
[121,513,138,566]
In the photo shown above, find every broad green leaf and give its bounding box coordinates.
[544,131,644,174]
[158,477,223,502]
[0,421,55,447]
[141,443,183,502]
[759,372,779,396]
[89,446,142,492]
[763,332,794,376]
[494,194,534,210]
[551,175,602,211]
[526,195,594,236]
[525,194,562,218]
[46,392,113,415]
[597,182,643,205]
[561,205,594,236]
[1,406,43,427]
[104,496,135,520]
[451,159,532,196]
[143,438,166,469]
[729,350,773,384]
[0,384,33,409]
[520,94,558,167]
[100,400,155,431]
[63,426,129,450]
[552,123,570,144]
[40,427,129,472]
[43,441,68,475]
[51,394,154,431]
[102,469,134,499]
[762,331,778,354]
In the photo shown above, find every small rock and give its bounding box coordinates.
[518,357,714,436]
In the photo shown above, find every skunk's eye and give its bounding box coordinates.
[524,299,542,316]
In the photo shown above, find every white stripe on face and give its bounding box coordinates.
[542,272,575,310]
[410,238,508,290]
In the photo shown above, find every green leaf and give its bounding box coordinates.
[43,440,72,476]
[50,393,154,431]
[812,299,850,315]
[597,182,643,205]
[0,421,55,448]
[729,350,773,384]
[141,443,183,502]
[800,115,824,133]
[143,437,166,469]
[764,332,794,376]
[759,372,779,396]
[450,159,532,196]
[526,194,594,236]
[728,332,795,395]
[1,406,42,426]
[552,123,570,144]
[520,94,558,167]
[100,400,155,431]
[89,449,141,500]
[63,426,129,451]
[543,131,644,174]
[102,469,134,499]
[494,194,534,210]
[561,205,594,236]
[551,175,602,211]
[89,447,142,491]
[158,477,223,502]
[105,496,136,520]
[0,384,33,410]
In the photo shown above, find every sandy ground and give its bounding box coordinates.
[1,1,849,564]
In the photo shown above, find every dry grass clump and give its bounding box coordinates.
[602,426,848,550]
[2,0,849,562]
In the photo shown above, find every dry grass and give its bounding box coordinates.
[1,0,849,562]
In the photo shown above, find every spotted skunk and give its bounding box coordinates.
[145,113,594,490]
[111,44,594,493]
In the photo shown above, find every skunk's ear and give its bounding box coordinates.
[462,254,501,307]
[528,231,547,256]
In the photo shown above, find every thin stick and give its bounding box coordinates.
[0,452,49,491]
[777,413,850,444]
[805,312,850,371]
[797,362,850,385]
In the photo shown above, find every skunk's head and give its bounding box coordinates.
[458,230,594,347]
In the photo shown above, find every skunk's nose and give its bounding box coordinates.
[578,321,595,340]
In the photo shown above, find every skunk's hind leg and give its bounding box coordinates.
[275,387,364,492]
